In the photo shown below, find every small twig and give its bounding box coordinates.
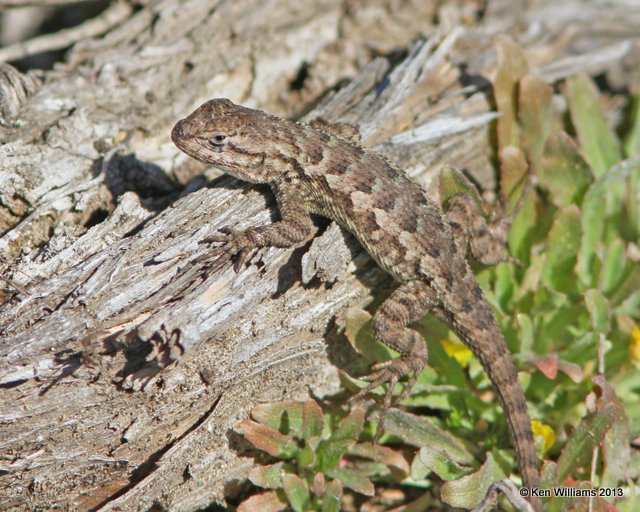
[597,333,606,375]
[0,256,30,295]
[0,0,133,63]
[472,480,534,512]
[589,333,607,512]
[0,274,29,295]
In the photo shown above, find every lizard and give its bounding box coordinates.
[171,98,542,511]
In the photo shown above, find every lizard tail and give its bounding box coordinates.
[442,279,542,512]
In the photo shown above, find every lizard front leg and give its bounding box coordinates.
[352,280,435,434]
[198,187,316,272]
[445,194,516,265]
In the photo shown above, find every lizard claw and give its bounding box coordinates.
[350,360,418,405]
[196,227,258,273]
[349,357,423,442]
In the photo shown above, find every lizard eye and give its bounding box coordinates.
[209,134,228,147]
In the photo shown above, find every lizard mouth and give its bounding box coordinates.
[171,120,208,161]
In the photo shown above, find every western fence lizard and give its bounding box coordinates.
[171,98,542,511]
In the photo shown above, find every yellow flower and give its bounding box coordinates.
[531,419,555,454]
[630,325,640,363]
[441,339,473,368]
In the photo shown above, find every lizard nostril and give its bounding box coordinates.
[171,121,189,140]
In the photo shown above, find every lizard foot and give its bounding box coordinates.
[195,227,260,273]
[349,356,425,442]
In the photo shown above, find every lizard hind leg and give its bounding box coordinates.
[445,194,517,266]
[350,281,434,439]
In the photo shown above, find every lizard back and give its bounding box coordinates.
[291,127,462,284]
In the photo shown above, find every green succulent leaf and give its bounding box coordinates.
[238,419,298,459]
[248,462,285,489]
[600,238,630,296]
[382,409,475,465]
[566,74,621,177]
[321,479,343,512]
[593,376,632,489]
[541,205,582,294]
[316,439,354,473]
[540,131,593,207]
[326,467,375,496]
[494,35,528,150]
[519,74,555,174]
[334,406,365,440]
[556,404,619,482]
[251,401,306,438]
[237,490,288,512]
[500,145,529,210]
[583,289,611,335]
[302,400,324,441]
[348,442,410,479]
[412,446,472,482]
[282,473,311,512]
[440,453,507,508]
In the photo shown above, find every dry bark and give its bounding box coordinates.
[0,0,638,510]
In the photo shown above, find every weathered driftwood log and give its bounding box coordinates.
[0,0,637,510]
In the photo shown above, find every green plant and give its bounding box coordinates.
[341,37,639,510]
[237,37,640,511]
[236,400,410,511]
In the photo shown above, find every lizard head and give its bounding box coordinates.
[172,98,279,183]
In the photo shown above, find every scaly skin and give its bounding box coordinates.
[172,99,542,511]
